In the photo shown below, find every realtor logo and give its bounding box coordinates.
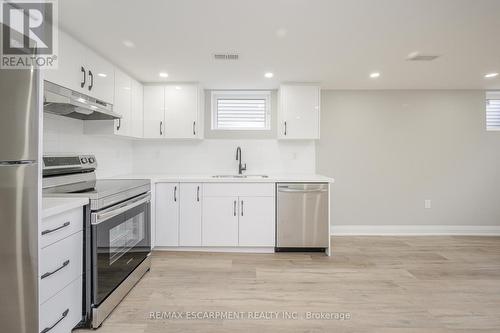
[1,0,58,68]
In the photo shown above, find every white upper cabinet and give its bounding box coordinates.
[164,84,200,138]
[85,49,115,104]
[131,79,144,138]
[143,84,202,139]
[113,69,132,136]
[44,31,86,94]
[44,30,114,104]
[143,86,165,139]
[278,84,320,139]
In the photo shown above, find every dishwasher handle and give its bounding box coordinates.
[278,185,327,193]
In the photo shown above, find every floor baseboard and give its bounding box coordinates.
[330,225,500,236]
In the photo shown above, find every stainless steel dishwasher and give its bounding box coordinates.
[276,183,329,251]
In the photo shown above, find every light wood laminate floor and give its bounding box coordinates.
[77,236,500,333]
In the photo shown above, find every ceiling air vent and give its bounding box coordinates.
[213,53,239,60]
[406,52,440,61]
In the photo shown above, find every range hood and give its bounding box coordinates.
[43,81,121,120]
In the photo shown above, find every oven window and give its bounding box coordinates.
[109,214,145,264]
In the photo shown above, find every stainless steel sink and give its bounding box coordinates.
[212,174,269,179]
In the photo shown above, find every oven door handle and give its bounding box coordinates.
[92,193,151,225]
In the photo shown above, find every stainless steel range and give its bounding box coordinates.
[43,154,151,328]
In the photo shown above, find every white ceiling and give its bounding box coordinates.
[59,0,500,89]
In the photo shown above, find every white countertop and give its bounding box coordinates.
[108,173,334,183]
[42,197,89,219]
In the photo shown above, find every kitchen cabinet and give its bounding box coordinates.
[202,183,275,247]
[155,183,179,246]
[278,84,320,139]
[143,86,165,139]
[114,68,132,136]
[85,49,115,104]
[179,183,202,246]
[85,71,143,138]
[202,196,239,246]
[238,196,275,247]
[44,30,115,104]
[131,79,144,138]
[143,84,202,139]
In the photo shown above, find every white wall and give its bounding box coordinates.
[43,114,134,178]
[132,139,315,175]
[317,90,500,229]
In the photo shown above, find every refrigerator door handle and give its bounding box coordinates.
[0,160,36,165]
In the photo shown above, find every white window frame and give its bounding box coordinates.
[211,90,271,131]
[486,91,500,131]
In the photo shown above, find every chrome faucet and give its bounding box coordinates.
[235,146,247,175]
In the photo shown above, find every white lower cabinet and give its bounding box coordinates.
[40,206,84,333]
[238,196,275,247]
[39,276,83,333]
[155,183,179,246]
[155,182,275,249]
[202,196,239,246]
[179,183,202,246]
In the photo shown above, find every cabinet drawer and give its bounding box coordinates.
[40,231,83,304]
[203,183,274,197]
[39,276,82,333]
[41,207,83,248]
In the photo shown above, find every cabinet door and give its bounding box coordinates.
[279,85,320,139]
[179,183,202,246]
[164,84,199,138]
[114,69,132,136]
[238,196,275,247]
[85,49,115,104]
[44,31,86,93]
[202,197,239,246]
[155,183,179,246]
[143,86,165,138]
[131,80,144,138]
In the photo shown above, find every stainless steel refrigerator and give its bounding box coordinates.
[0,49,41,332]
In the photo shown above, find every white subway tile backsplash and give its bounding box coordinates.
[43,114,316,177]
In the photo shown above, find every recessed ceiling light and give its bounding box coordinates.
[97,73,107,78]
[276,28,287,38]
[159,72,168,78]
[484,73,499,78]
[264,72,274,78]
[175,86,182,90]
[122,40,135,48]
[370,72,381,78]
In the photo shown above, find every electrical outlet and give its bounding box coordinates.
[424,199,432,209]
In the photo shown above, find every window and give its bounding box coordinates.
[211,91,271,130]
[487,91,500,131]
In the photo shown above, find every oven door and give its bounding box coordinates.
[91,192,151,306]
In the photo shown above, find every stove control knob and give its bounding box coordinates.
[81,157,88,164]
[88,157,95,164]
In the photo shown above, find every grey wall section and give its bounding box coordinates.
[317,90,500,226]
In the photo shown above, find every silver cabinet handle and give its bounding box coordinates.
[80,66,86,88]
[174,186,177,202]
[193,121,196,136]
[233,200,237,216]
[241,200,244,216]
[41,221,70,235]
[41,309,69,333]
[41,260,70,279]
[196,186,200,202]
[160,121,163,135]
[284,121,287,136]
[116,119,121,131]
